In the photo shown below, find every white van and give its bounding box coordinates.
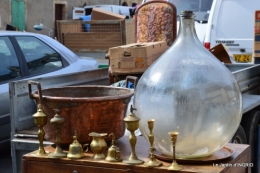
[204,0,260,63]
[72,5,134,19]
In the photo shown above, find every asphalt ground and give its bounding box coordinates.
[0,145,12,173]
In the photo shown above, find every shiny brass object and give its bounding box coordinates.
[33,104,48,156]
[123,105,144,165]
[89,132,107,160]
[145,119,162,167]
[28,81,48,156]
[105,133,122,162]
[48,109,67,158]
[168,132,182,171]
[67,132,89,159]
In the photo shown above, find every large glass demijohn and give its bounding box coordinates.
[133,11,242,159]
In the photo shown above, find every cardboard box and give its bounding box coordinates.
[91,8,126,20]
[109,41,168,75]
[209,44,233,63]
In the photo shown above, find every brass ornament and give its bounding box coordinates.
[144,119,162,167]
[89,132,107,160]
[105,133,122,162]
[28,81,48,156]
[123,105,144,165]
[67,132,89,159]
[32,104,48,156]
[168,132,182,171]
[48,109,67,158]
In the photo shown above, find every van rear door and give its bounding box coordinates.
[72,7,84,19]
[205,0,260,63]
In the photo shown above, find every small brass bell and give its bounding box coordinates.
[105,133,122,162]
[67,132,88,160]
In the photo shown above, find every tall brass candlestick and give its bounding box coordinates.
[48,109,67,158]
[145,119,162,167]
[28,81,48,156]
[123,105,144,165]
[168,132,182,171]
[33,104,47,156]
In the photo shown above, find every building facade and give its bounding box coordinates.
[0,0,122,37]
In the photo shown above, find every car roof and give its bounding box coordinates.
[0,30,46,37]
[0,30,81,63]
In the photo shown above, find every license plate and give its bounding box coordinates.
[233,54,252,63]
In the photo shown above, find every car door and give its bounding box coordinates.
[0,36,21,143]
[0,35,66,144]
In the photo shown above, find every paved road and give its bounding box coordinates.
[0,146,13,173]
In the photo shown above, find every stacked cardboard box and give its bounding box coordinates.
[254,10,260,58]
[109,41,168,75]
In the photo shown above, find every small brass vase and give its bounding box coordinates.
[105,133,122,162]
[33,104,48,156]
[67,132,89,159]
[89,132,107,160]
[123,105,144,165]
[168,132,182,171]
[145,119,162,167]
[48,109,67,159]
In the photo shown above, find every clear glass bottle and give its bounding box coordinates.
[133,11,242,159]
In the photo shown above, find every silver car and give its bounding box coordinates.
[0,31,98,148]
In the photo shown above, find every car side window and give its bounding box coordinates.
[15,36,63,76]
[0,37,20,83]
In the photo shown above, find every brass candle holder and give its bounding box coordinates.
[32,104,48,156]
[123,105,144,165]
[145,119,162,167]
[28,81,48,156]
[48,109,67,159]
[168,132,182,171]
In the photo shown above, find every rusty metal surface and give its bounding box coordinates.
[32,85,134,145]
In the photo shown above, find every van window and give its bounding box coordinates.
[217,1,253,39]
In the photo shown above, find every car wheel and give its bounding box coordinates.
[240,110,260,172]
[231,125,247,144]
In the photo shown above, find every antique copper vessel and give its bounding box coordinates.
[29,83,134,145]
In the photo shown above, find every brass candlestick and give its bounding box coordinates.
[168,132,182,171]
[28,81,48,156]
[145,119,162,167]
[48,109,67,158]
[123,105,144,165]
[32,104,48,156]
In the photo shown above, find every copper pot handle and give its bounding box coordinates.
[28,80,43,104]
[125,76,138,89]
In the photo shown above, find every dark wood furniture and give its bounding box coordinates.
[22,136,251,173]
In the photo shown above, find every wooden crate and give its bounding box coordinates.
[57,19,135,53]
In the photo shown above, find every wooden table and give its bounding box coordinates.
[22,136,251,173]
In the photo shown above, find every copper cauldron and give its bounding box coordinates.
[28,77,136,145]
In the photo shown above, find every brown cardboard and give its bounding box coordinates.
[209,44,232,63]
[91,8,126,20]
[109,41,168,75]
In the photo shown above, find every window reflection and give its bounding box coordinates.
[15,36,63,76]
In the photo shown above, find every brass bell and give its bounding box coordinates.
[105,133,122,162]
[67,132,88,159]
